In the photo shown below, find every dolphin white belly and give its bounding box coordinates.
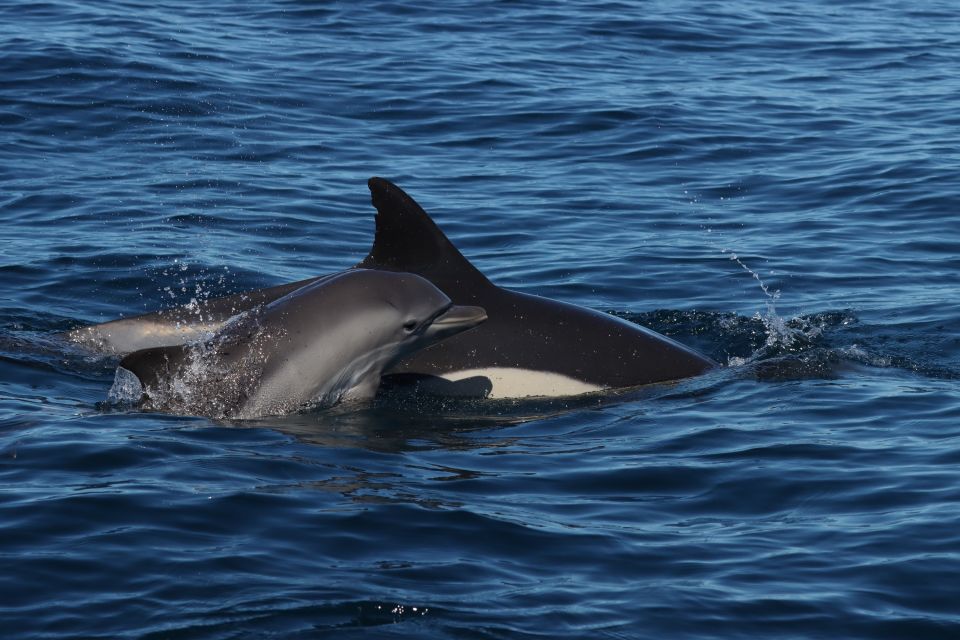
[437,367,604,399]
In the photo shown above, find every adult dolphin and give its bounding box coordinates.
[358,178,716,397]
[116,269,487,418]
[69,178,717,398]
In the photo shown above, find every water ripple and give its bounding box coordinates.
[2,0,960,637]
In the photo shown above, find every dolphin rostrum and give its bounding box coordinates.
[70,178,716,399]
[115,269,486,418]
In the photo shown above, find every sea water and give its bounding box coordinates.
[2,1,959,637]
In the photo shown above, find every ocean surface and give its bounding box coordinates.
[2,1,959,637]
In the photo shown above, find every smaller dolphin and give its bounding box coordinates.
[116,269,486,419]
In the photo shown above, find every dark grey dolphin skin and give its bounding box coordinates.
[69,178,716,398]
[116,269,487,418]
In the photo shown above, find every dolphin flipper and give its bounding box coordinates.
[119,344,192,391]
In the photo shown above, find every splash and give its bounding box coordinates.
[136,311,271,419]
[158,259,233,326]
[722,250,813,363]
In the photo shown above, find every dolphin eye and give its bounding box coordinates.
[403,320,417,333]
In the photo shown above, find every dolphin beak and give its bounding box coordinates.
[424,305,487,341]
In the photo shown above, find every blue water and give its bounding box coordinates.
[3,1,960,637]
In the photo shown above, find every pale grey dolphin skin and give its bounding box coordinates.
[117,269,486,418]
[70,178,717,399]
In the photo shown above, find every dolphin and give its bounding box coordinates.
[68,178,716,398]
[358,178,717,397]
[115,269,487,418]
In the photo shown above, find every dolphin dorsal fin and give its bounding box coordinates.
[358,177,491,291]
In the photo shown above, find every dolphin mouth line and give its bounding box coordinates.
[425,304,487,336]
